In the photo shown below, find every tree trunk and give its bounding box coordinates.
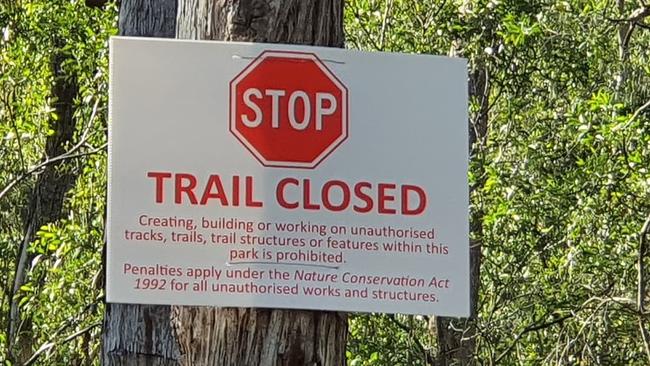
[172,308,346,366]
[8,43,80,365]
[171,1,347,365]
[434,49,489,366]
[101,1,181,365]
[103,1,347,365]
[175,0,344,46]
[118,0,178,38]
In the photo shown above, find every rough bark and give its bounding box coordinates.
[171,1,347,365]
[118,0,177,38]
[8,47,80,364]
[176,0,344,47]
[173,308,347,366]
[102,304,181,366]
[103,1,347,365]
[101,1,181,365]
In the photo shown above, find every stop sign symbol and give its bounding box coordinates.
[230,51,348,168]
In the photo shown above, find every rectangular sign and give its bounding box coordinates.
[107,37,469,316]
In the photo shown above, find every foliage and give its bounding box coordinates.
[1,0,649,365]
[346,0,650,364]
[0,0,116,364]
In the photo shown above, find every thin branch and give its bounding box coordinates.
[639,318,650,364]
[22,296,102,365]
[0,99,103,202]
[0,142,107,202]
[638,214,650,363]
[351,5,382,51]
[378,0,394,50]
[606,5,650,22]
[4,88,27,173]
[630,98,650,122]
[495,314,573,364]
[430,0,448,25]
[386,314,434,365]
[23,322,101,366]
[614,98,650,131]
[621,22,636,58]
[637,214,650,312]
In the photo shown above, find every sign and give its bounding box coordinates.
[230,51,348,168]
[108,37,469,316]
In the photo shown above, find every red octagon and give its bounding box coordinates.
[230,51,348,168]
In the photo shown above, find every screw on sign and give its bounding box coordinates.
[230,51,348,168]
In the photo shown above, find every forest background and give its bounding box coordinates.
[0,0,649,365]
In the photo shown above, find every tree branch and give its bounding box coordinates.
[386,314,434,365]
[614,98,650,131]
[378,0,394,50]
[22,297,102,365]
[637,214,650,312]
[495,313,573,364]
[23,322,101,366]
[0,143,107,202]
[637,214,650,363]
[0,99,103,202]
[639,317,650,364]
[606,5,650,22]
[1,88,27,173]
[351,5,382,51]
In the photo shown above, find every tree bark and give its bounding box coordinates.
[118,0,177,38]
[102,304,181,365]
[101,1,181,365]
[173,308,346,366]
[175,0,344,47]
[171,1,347,365]
[103,1,347,365]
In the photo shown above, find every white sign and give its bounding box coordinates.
[108,36,469,316]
